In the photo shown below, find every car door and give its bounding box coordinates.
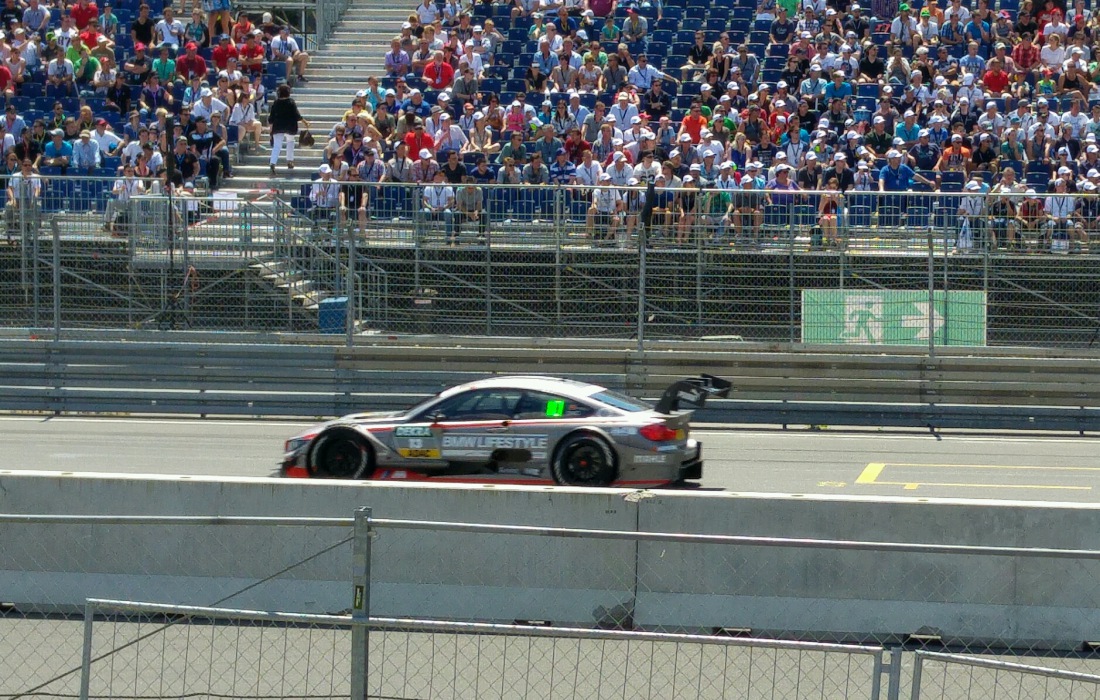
[509,391,596,463]
[427,388,523,463]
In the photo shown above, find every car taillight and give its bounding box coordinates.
[639,423,680,442]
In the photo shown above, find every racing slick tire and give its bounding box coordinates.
[551,433,618,487]
[307,427,375,479]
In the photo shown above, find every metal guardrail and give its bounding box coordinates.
[1,339,1097,430]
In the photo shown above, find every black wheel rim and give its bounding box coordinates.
[321,439,363,478]
[567,444,606,482]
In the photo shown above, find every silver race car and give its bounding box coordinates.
[281,375,730,487]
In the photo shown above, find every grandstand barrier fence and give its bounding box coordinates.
[2,177,1100,351]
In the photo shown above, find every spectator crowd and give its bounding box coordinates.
[299,0,1100,252]
[0,0,311,235]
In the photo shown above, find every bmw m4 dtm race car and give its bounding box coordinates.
[281,374,730,487]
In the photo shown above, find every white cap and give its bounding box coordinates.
[614,152,626,161]
[612,137,624,146]
[682,174,694,183]
[857,161,869,169]
[965,181,982,191]
[775,151,787,159]
[1089,169,1100,178]
[806,152,817,161]
[418,148,432,159]
[319,164,332,174]
[834,153,846,161]
[886,149,901,158]
[689,163,702,171]
[630,115,641,124]
[599,172,611,180]
[727,81,739,90]
[1086,181,1098,191]
[962,74,974,85]
[777,80,788,88]
[720,160,733,168]
[1058,166,1072,175]
[627,177,639,185]
[873,116,885,124]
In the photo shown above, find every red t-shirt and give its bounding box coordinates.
[211,44,238,70]
[70,2,99,29]
[404,130,434,155]
[239,43,264,71]
[423,61,454,90]
[680,113,706,143]
[176,54,207,80]
[79,29,101,48]
[983,69,1009,94]
[0,65,12,91]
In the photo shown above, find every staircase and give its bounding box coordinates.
[229,1,410,189]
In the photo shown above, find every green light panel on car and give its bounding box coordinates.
[545,400,565,417]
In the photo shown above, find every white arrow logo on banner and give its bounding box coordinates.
[900,302,944,340]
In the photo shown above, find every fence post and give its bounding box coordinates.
[886,647,904,700]
[350,506,372,700]
[908,651,924,700]
[927,226,935,358]
[51,218,61,341]
[789,204,796,343]
[78,600,95,700]
[637,214,646,352]
[346,222,356,347]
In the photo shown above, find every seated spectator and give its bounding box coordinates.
[42,128,72,171]
[238,32,264,75]
[47,52,76,97]
[124,42,151,82]
[309,164,344,228]
[71,129,101,172]
[271,26,310,83]
[154,6,184,55]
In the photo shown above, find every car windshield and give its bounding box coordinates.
[589,389,651,412]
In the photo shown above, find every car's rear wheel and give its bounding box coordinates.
[551,434,617,487]
[308,428,374,479]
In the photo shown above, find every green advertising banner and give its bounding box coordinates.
[801,290,987,346]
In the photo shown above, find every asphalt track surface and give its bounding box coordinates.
[3,416,1100,501]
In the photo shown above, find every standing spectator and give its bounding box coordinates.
[5,158,40,243]
[455,177,486,241]
[205,0,233,43]
[267,84,308,175]
[621,9,648,56]
[879,149,934,226]
[272,26,311,83]
[421,169,456,242]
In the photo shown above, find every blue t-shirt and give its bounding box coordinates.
[894,122,920,143]
[879,163,914,191]
[823,81,853,101]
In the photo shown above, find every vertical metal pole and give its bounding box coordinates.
[52,219,61,341]
[908,653,924,700]
[485,213,492,335]
[346,223,356,347]
[886,647,904,700]
[869,651,883,700]
[79,600,96,700]
[637,220,646,352]
[32,211,40,328]
[927,228,935,358]
[789,207,796,343]
[350,506,372,700]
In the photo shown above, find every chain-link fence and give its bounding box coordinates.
[3,178,1100,348]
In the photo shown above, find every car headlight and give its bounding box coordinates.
[284,437,310,454]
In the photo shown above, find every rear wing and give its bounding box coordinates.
[653,375,732,414]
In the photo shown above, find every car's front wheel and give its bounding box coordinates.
[307,428,375,479]
[551,433,617,487]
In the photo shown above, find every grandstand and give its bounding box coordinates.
[4,0,1100,339]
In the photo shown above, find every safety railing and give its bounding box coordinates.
[4,177,1100,350]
